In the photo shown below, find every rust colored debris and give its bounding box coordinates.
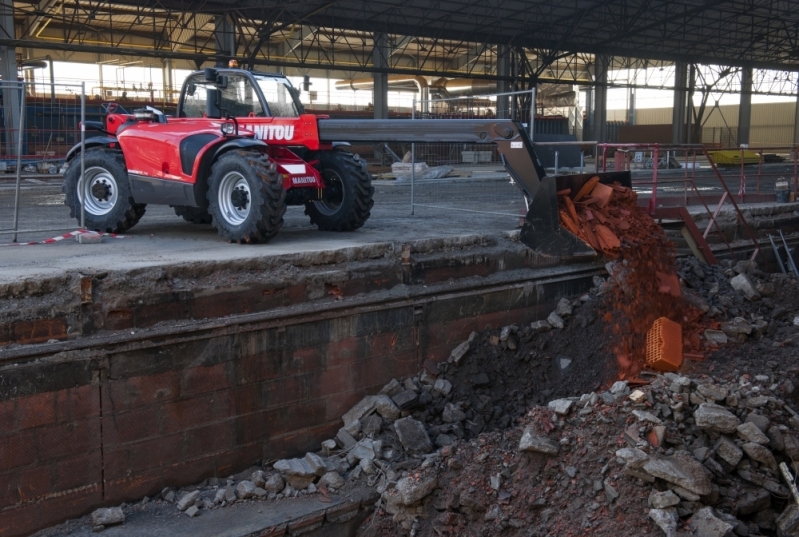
[557,180,687,377]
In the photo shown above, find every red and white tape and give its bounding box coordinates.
[1,229,127,246]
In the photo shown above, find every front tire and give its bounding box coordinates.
[206,150,286,244]
[63,148,145,233]
[304,151,374,231]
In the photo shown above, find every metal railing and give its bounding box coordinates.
[404,89,591,219]
[0,81,85,243]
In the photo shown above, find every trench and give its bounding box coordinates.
[0,235,603,536]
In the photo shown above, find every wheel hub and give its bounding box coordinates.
[91,180,112,202]
[231,186,250,210]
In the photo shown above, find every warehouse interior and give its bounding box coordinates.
[4,2,799,537]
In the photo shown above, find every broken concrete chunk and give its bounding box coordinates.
[273,458,317,489]
[373,394,400,421]
[670,486,700,502]
[649,508,679,537]
[264,474,285,494]
[442,402,466,423]
[304,452,328,476]
[742,442,777,470]
[704,330,728,345]
[91,507,125,527]
[610,380,629,395]
[776,504,799,536]
[547,399,574,416]
[394,417,433,455]
[176,490,200,511]
[689,506,734,537]
[378,379,402,396]
[449,341,470,364]
[697,384,728,402]
[714,435,743,467]
[530,320,552,332]
[632,409,662,424]
[518,428,559,455]
[642,452,713,495]
[224,485,236,503]
[349,439,376,462]
[737,422,770,445]
[250,470,266,488]
[184,505,199,518]
[737,488,771,516]
[342,396,378,427]
[336,428,357,449]
[616,447,649,469]
[391,389,419,409]
[318,471,345,490]
[730,273,761,301]
[236,480,257,499]
[433,378,452,396]
[321,439,337,452]
[649,490,680,509]
[547,312,565,329]
[395,473,439,506]
[556,297,573,317]
[694,403,741,433]
[629,389,647,404]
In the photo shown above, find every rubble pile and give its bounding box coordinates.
[46,252,799,536]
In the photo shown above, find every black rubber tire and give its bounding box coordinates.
[206,150,286,244]
[172,205,212,224]
[304,151,374,231]
[63,148,146,233]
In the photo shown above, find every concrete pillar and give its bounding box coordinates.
[671,62,688,144]
[0,0,21,157]
[163,58,173,101]
[738,67,753,146]
[593,55,609,143]
[584,88,593,141]
[496,45,511,120]
[372,32,388,120]
[214,15,236,66]
[794,89,799,145]
[627,87,636,125]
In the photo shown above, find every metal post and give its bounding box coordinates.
[649,146,659,214]
[80,82,86,230]
[529,87,535,141]
[580,152,584,173]
[11,83,26,243]
[554,151,559,175]
[411,97,415,215]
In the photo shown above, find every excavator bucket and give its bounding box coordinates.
[519,171,633,260]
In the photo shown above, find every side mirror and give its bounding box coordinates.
[216,74,229,89]
[204,68,218,82]
[206,88,222,119]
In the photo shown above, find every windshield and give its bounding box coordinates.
[255,76,300,117]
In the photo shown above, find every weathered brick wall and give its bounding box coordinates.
[0,242,600,536]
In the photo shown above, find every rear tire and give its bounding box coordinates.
[172,205,212,224]
[206,150,286,244]
[304,151,373,231]
[63,148,145,233]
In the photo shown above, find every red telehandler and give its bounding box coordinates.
[63,67,629,258]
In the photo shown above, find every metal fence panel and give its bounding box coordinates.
[1,81,84,243]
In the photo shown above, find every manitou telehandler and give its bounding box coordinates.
[63,67,629,258]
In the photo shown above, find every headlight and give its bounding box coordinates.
[221,122,236,135]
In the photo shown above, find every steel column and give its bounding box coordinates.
[372,33,389,120]
[738,67,753,147]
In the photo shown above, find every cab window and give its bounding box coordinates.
[255,77,300,117]
[181,74,265,118]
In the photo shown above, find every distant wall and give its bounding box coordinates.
[609,102,797,147]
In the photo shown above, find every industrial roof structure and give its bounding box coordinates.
[3,1,799,76]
